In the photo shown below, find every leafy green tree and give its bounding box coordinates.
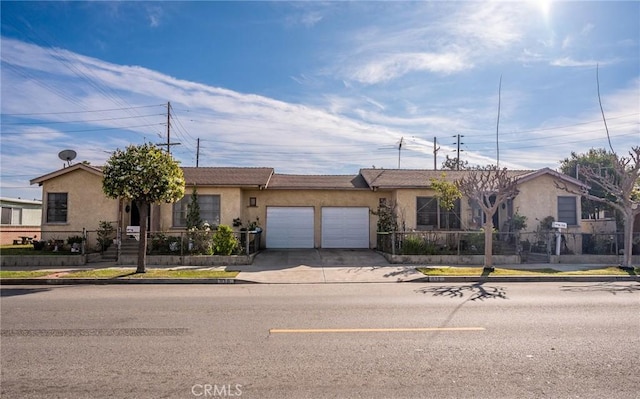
[557,147,640,268]
[560,148,617,218]
[430,173,462,229]
[102,143,185,273]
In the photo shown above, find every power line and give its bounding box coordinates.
[4,17,165,137]
[2,113,165,125]
[2,123,165,135]
[464,121,639,145]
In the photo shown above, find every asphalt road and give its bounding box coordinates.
[1,282,639,399]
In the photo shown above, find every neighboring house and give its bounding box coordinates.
[30,165,586,250]
[0,197,42,245]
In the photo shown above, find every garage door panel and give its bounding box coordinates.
[322,207,369,248]
[266,207,314,248]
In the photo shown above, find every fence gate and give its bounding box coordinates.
[520,232,552,264]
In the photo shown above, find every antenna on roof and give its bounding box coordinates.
[58,149,77,167]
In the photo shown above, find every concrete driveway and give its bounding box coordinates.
[236,249,424,283]
[251,249,390,269]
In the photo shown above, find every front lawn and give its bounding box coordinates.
[417,266,638,276]
[60,268,239,279]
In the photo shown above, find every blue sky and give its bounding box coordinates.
[1,1,639,200]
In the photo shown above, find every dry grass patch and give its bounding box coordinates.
[0,270,55,279]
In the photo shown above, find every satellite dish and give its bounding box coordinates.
[58,149,77,166]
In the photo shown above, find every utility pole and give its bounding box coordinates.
[156,101,181,154]
[397,136,404,169]
[453,134,464,170]
[196,138,200,167]
[433,137,440,170]
[496,74,502,168]
[166,101,170,153]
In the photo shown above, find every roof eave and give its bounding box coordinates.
[30,164,103,186]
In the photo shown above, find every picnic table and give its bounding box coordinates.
[13,236,34,245]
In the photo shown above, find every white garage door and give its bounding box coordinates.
[321,207,370,248]
[266,207,314,248]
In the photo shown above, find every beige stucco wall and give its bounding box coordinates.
[40,168,118,238]
[393,188,473,230]
[513,174,582,233]
[156,186,242,231]
[240,189,386,248]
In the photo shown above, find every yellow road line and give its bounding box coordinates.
[269,327,485,334]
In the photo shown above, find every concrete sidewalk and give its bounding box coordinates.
[231,249,635,283]
[1,249,637,284]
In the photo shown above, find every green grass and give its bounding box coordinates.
[0,270,55,278]
[60,268,239,279]
[417,266,639,276]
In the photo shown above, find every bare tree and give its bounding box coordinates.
[456,166,519,270]
[556,147,640,268]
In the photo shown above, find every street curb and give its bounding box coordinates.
[0,278,254,285]
[411,275,640,283]
[1,276,638,285]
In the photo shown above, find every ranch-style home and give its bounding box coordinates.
[30,163,588,250]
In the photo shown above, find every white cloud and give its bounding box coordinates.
[550,57,600,67]
[349,52,469,84]
[329,2,531,86]
[1,29,638,200]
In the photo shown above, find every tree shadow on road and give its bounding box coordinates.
[414,269,508,301]
[381,267,421,278]
[415,283,508,301]
[561,282,640,295]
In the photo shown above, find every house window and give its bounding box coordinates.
[417,197,461,230]
[557,196,577,226]
[46,193,68,223]
[1,207,12,225]
[249,197,257,207]
[172,195,220,228]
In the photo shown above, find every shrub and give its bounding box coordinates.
[189,224,214,255]
[213,225,239,255]
[401,236,438,255]
[97,221,115,253]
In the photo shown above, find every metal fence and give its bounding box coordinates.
[1,229,89,253]
[378,230,640,257]
[2,227,262,256]
[145,230,261,256]
[377,231,520,256]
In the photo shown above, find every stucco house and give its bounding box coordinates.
[0,197,42,245]
[30,164,587,251]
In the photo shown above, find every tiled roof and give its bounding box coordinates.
[32,164,583,191]
[359,168,535,188]
[182,167,274,187]
[267,174,369,189]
